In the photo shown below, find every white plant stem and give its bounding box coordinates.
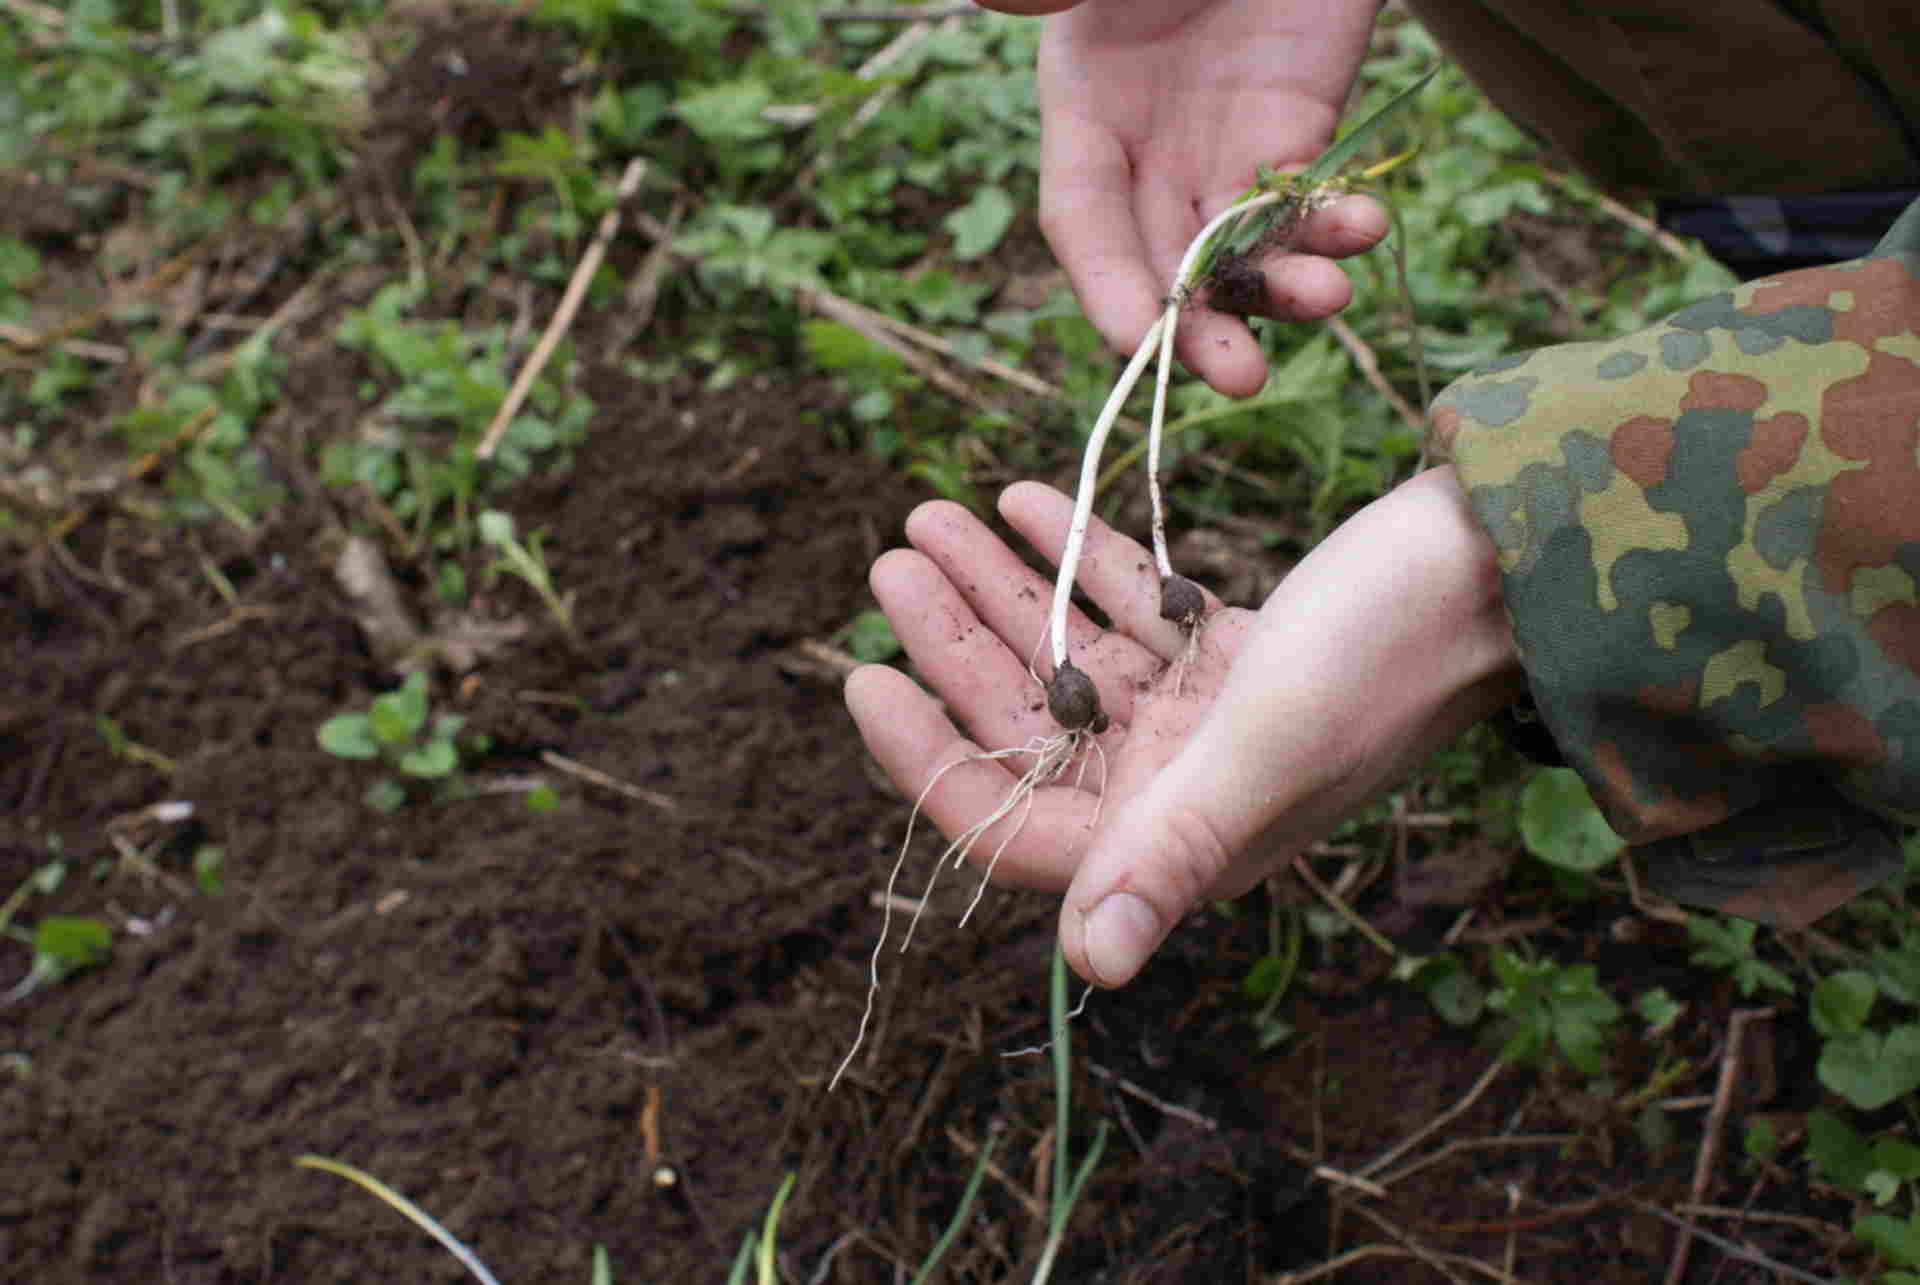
[1048,188,1286,673]
[1145,299,1179,580]
[1048,316,1163,670]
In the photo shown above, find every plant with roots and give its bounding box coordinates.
[834,70,1438,1092]
[1045,66,1438,740]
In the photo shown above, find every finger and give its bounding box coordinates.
[846,664,1096,890]
[1038,110,1166,365]
[869,545,1059,753]
[1294,193,1389,261]
[901,500,1164,718]
[1133,175,1272,399]
[997,481,1223,661]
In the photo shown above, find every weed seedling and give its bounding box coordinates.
[316,671,485,811]
[478,508,580,646]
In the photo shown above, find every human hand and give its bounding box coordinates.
[977,0,1390,397]
[846,469,1522,987]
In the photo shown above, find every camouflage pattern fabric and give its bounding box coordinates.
[1430,196,1920,927]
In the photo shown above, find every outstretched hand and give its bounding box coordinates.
[846,470,1523,987]
[978,0,1389,396]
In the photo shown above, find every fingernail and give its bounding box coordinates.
[1083,893,1159,987]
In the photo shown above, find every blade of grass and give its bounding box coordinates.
[1296,67,1439,189]
[757,1171,797,1285]
[294,1154,503,1285]
[910,1127,1000,1284]
[1030,944,1110,1285]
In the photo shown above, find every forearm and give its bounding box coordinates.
[1432,201,1920,846]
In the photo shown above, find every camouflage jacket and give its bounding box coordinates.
[1430,197,1920,928]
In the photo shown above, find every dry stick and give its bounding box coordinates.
[1635,1201,1839,1285]
[1376,1133,1578,1188]
[603,198,684,359]
[1674,1203,1850,1244]
[1276,1242,1522,1285]
[539,749,677,812]
[1086,1063,1219,1134]
[476,158,649,460]
[1326,315,1424,437]
[1290,853,1398,959]
[1346,1203,1478,1285]
[804,288,1004,416]
[1541,170,1697,261]
[1359,1057,1506,1182]
[1665,1006,1775,1285]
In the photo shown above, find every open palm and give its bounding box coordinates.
[846,482,1263,894]
[1030,0,1385,395]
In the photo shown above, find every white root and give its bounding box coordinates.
[831,728,1101,1092]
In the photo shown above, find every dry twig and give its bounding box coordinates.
[539,749,676,812]
[477,158,650,459]
[1666,1006,1775,1285]
[1360,1057,1505,1181]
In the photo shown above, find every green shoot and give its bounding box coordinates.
[2,914,113,1008]
[1031,943,1109,1285]
[479,509,580,645]
[294,1154,503,1285]
[912,1129,999,1284]
[316,671,481,811]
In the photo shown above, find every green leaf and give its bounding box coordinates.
[674,79,776,145]
[1243,955,1288,1003]
[1298,66,1440,188]
[1856,1211,1920,1268]
[32,915,112,979]
[836,609,901,663]
[526,784,561,814]
[316,713,379,760]
[1743,1117,1779,1165]
[800,321,904,376]
[368,673,430,744]
[944,185,1016,260]
[399,739,459,779]
[1636,987,1684,1036]
[1812,970,1879,1038]
[1807,1108,1873,1190]
[1873,1137,1920,1182]
[365,779,408,813]
[192,845,226,896]
[1518,768,1620,872]
[1819,1025,1920,1111]
[477,509,516,547]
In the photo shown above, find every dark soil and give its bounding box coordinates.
[0,12,1867,1285]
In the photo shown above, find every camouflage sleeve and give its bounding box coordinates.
[1429,197,1920,928]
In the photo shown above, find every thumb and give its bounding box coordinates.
[1059,740,1283,988]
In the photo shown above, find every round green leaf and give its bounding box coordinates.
[1811,970,1878,1038]
[316,714,379,760]
[399,739,458,779]
[1518,768,1620,872]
